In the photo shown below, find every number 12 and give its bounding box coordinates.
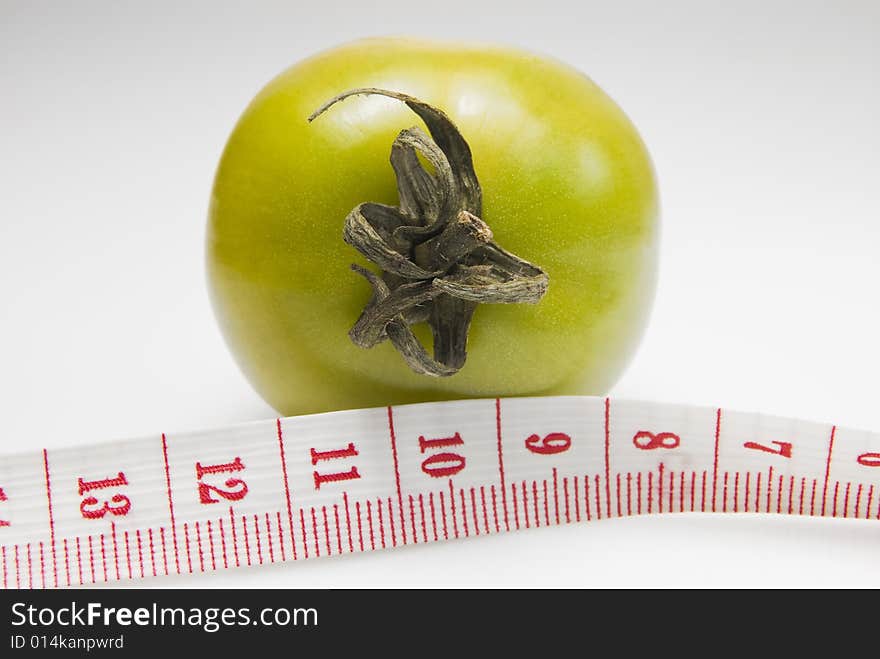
[196,457,249,504]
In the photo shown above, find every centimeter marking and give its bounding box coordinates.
[1,395,879,589]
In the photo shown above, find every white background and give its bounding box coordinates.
[1,0,878,587]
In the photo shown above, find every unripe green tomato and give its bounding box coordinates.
[207,37,659,416]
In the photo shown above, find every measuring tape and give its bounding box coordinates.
[1,395,878,588]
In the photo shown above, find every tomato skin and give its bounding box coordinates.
[207,37,659,416]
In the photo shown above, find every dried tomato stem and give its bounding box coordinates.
[309,88,548,376]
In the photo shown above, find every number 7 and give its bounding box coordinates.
[743,441,792,458]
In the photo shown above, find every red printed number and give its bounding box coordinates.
[420,432,466,478]
[633,431,680,450]
[744,441,792,458]
[78,472,131,519]
[312,442,361,490]
[0,487,9,527]
[525,432,571,455]
[196,457,248,504]
[857,453,880,467]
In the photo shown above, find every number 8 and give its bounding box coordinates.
[633,431,680,450]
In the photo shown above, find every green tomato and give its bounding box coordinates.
[207,37,659,416]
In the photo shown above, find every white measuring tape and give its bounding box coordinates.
[1,395,878,588]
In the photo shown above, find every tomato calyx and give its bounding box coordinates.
[309,88,549,377]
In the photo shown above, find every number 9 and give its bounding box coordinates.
[525,432,572,455]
